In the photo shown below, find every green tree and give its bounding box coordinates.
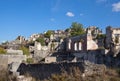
[70,22,85,36]
[65,28,71,32]
[36,37,45,46]
[19,46,30,56]
[0,47,6,54]
[44,30,53,38]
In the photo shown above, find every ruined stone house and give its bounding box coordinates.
[105,26,120,56]
[106,26,120,48]
[16,36,26,44]
[0,49,26,75]
[66,28,98,53]
[28,34,41,42]
[87,26,102,38]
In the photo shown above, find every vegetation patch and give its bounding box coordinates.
[0,47,6,54]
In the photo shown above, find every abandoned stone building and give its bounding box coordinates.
[2,36,26,50]
[87,26,102,38]
[28,34,41,42]
[0,49,26,76]
[29,38,64,63]
[15,36,26,44]
[28,30,69,63]
[105,26,120,57]
[28,28,100,63]
[53,30,70,39]
[29,41,50,62]
[3,42,20,50]
[66,28,98,52]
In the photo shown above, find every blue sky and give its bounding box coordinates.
[0,0,120,42]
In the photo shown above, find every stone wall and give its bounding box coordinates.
[45,57,56,63]
[73,50,102,63]
[73,49,120,67]
[106,27,120,48]
[106,26,120,56]
[6,49,23,55]
[34,50,50,62]
[17,62,106,80]
[17,62,84,80]
[0,55,8,70]
[7,55,26,64]
[0,54,26,71]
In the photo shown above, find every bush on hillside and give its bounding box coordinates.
[19,46,30,56]
[0,47,6,54]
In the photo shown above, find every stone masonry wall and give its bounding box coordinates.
[17,62,105,80]
[0,54,26,70]
[18,62,84,80]
[0,55,8,70]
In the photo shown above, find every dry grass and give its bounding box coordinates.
[0,69,8,81]
[43,67,120,81]
[1,67,120,81]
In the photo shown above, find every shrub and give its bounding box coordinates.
[44,30,53,38]
[19,46,30,56]
[0,47,6,54]
[36,37,45,46]
[27,58,34,63]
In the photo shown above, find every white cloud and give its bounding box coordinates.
[112,2,120,12]
[66,12,75,17]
